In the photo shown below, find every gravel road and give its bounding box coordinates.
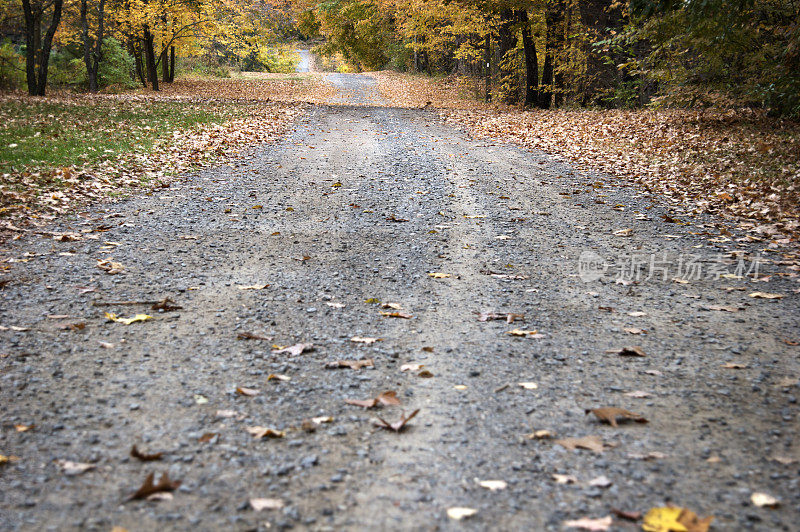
[1,75,798,531]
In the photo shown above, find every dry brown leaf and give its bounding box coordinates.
[129,472,181,500]
[624,327,646,335]
[130,445,163,461]
[609,345,647,357]
[446,507,477,520]
[555,435,606,453]
[272,343,314,356]
[563,516,613,531]
[428,272,451,279]
[266,373,291,382]
[379,311,413,319]
[97,259,124,274]
[151,297,181,311]
[237,284,269,290]
[351,336,382,344]
[250,498,285,511]
[236,387,260,396]
[245,426,285,439]
[507,329,544,338]
[751,492,780,508]
[374,409,420,432]
[198,432,219,443]
[417,369,434,378]
[14,424,34,432]
[325,359,374,370]
[526,429,555,439]
[237,331,273,341]
[748,291,784,299]
[56,460,95,476]
[588,407,648,427]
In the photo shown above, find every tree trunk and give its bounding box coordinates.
[484,32,491,102]
[143,25,158,91]
[578,0,624,105]
[161,46,169,82]
[22,0,64,96]
[518,9,538,108]
[129,40,146,86]
[497,9,518,104]
[168,46,175,82]
[80,0,105,92]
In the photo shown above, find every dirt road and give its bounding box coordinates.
[1,75,798,531]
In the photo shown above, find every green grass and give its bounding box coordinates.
[0,99,231,176]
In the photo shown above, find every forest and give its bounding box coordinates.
[1,0,798,117]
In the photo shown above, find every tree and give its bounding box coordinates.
[21,0,64,95]
[80,0,106,92]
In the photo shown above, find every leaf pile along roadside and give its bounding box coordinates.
[370,71,800,233]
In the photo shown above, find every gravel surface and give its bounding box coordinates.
[1,75,798,531]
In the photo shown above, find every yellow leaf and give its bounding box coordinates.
[748,291,783,299]
[642,507,688,532]
[428,272,451,279]
[105,313,152,325]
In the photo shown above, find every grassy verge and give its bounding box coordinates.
[0,98,230,176]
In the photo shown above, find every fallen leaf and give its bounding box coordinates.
[346,390,401,408]
[400,363,423,372]
[475,311,525,323]
[507,329,544,338]
[564,516,613,531]
[381,302,403,310]
[129,472,181,500]
[417,369,434,378]
[703,305,741,312]
[608,345,647,357]
[236,387,260,396]
[351,336,382,344]
[250,498,285,511]
[769,454,796,465]
[266,373,291,382]
[555,435,606,453]
[379,311,412,319]
[245,426,285,439]
[56,460,95,476]
[552,473,578,484]
[272,343,314,356]
[588,407,648,427]
[642,507,713,532]
[325,359,374,370]
[428,272,451,279]
[589,475,612,488]
[198,433,219,443]
[194,394,208,405]
[721,362,748,369]
[614,228,633,237]
[130,445,163,461]
[237,284,269,290]
[611,508,642,521]
[478,479,507,491]
[374,409,420,432]
[0,455,20,464]
[237,332,273,341]
[151,297,182,311]
[624,390,652,398]
[526,429,555,439]
[105,312,152,325]
[624,327,646,335]
[446,507,477,520]
[14,424,34,432]
[748,291,783,299]
[627,451,667,460]
[751,492,780,508]
[97,259,124,274]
